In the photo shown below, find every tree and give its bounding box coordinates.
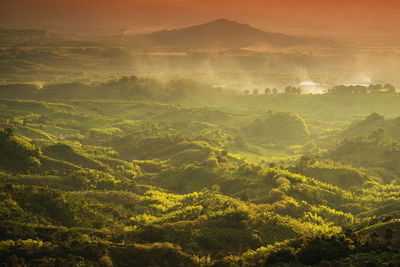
[384,83,395,92]
[329,84,368,94]
[264,88,271,95]
[284,86,301,95]
[252,89,259,95]
[272,88,278,94]
[364,112,385,122]
[368,84,383,92]
[285,86,293,94]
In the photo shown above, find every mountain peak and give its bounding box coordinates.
[209,18,239,25]
[131,19,318,49]
[200,18,250,29]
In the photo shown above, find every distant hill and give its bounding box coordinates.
[340,113,400,140]
[242,111,310,145]
[129,19,327,49]
[326,128,400,183]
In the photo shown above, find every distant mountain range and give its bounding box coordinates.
[0,19,332,49]
[127,19,331,49]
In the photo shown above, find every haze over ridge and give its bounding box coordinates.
[1,0,399,39]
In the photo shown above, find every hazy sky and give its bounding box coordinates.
[1,0,399,37]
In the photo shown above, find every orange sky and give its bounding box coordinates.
[1,0,399,37]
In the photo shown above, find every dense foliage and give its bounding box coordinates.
[1,75,400,266]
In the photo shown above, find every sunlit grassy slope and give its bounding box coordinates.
[1,84,400,266]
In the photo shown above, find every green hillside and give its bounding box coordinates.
[1,77,400,266]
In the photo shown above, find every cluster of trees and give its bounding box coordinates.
[284,86,302,95]
[328,83,396,94]
[1,75,399,106]
[244,86,300,95]
[264,88,279,95]
[244,88,279,95]
[0,76,225,103]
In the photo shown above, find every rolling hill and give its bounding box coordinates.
[129,18,326,49]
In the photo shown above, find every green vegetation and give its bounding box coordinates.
[1,28,400,265]
[1,85,400,266]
